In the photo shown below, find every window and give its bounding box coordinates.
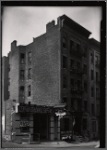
[96,72,98,82]
[63,97,67,103]
[20,53,25,64]
[97,104,100,114]
[83,118,87,130]
[62,37,66,48]
[83,64,87,74]
[63,76,67,88]
[63,56,67,68]
[96,88,98,94]
[91,70,94,80]
[77,62,80,69]
[77,80,81,89]
[20,86,24,96]
[28,52,32,64]
[28,85,31,96]
[90,53,93,63]
[91,104,95,115]
[77,44,81,55]
[92,121,96,132]
[71,78,74,88]
[70,40,74,50]
[28,68,32,79]
[95,56,99,64]
[20,70,25,80]
[84,81,87,92]
[84,101,87,111]
[70,59,74,69]
[91,86,94,97]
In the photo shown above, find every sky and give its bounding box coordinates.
[2,6,102,56]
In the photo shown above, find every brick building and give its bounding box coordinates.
[2,15,100,142]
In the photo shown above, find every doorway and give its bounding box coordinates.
[33,114,49,141]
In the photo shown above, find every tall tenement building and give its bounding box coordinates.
[2,15,100,142]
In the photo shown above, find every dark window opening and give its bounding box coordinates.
[70,40,74,50]
[28,52,32,64]
[62,38,67,48]
[91,53,93,63]
[83,64,87,74]
[77,44,81,54]
[20,86,24,96]
[96,72,98,82]
[91,104,95,115]
[84,81,87,92]
[20,70,25,80]
[70,78,74,89]
[91,86,94,97]
[20,53,25,64]
[28,85,31,97]
[63,97,67,103]
[83,118,87,130]
[95,56,99,65]
[92,121,96,132]
[28,68,32,79]
[77,80,81,90]
[83,46,87,57]
[77,62,80,69]
[63,56,67,68]
[84,101,87,112]
[63,76,67,88]
[70,59,74,69]
[91,70,94,80]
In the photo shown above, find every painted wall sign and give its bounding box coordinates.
[18,105,54,113]
[20,121,30,127]
[18,104,66,114]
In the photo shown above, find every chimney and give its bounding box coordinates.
[46,20,55,32]
[11,40,17,51]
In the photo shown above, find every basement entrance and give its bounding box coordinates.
[33,114,49,141]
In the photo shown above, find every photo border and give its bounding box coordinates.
[0,0,106,149]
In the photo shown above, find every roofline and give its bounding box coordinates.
[58,15,91,38]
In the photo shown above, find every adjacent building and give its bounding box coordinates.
[2,15,100,143]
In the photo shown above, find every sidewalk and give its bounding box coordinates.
[2,140,99,148]
[29,141,99,147]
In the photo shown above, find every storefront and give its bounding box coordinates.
[11,103,66,143]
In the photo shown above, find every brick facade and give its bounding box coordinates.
[3,15,100,142]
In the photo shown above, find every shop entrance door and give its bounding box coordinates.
[33,114,49,141]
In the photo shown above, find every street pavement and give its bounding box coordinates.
[2,140,100,149]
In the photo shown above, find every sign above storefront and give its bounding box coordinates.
[18,104,66,114]
[18,104,54,114]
